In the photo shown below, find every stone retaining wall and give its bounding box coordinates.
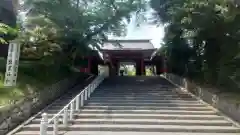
[165,73,240,124]
[186,80,240,124]
[0,74,87,135]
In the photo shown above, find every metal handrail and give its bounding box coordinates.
[39,70,108,135]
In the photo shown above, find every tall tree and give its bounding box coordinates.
[151,0,240,89]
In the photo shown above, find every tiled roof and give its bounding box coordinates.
[102,39,155,50]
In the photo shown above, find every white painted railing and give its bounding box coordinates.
[40,68,108,135]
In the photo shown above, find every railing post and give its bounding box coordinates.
[63,108,68,127]
[91,82,97,92]
[183,78,187,90]
[93,83,95,91]
[40,113,48,135]
[85,89,88,100]
[93,83,96,93]
[90,84,93,94]
[93,82,96,91]
[90,85,92,94]
[76,95,80,111]
[94,83,97,91]
[70,102,74,120]
[80,93,84,106]
[53,116,58,135]
[88,85,91,97]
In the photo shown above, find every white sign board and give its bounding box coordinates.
[4,42,20,87]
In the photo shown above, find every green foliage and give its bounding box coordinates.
[127,69,136,76]
[151,0,240,91]
[146,68,153,76]
[19,0,146,66]
[0,23,18,44]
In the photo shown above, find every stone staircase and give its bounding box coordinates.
[10,76,240,135]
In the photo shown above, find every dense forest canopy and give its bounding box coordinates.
[150,0,239,90]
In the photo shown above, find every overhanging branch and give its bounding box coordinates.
[79,0,135,45]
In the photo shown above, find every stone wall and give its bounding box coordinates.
[166,73,240,124]
[185,80,240,123]
[0,74,89,135]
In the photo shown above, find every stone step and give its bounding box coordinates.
[34,111,220,119]
[96,88,176,94]
[87,99,200,103]
[21,124,240,133]
[97,87,172,89]
[44,108,215,114]
[96,88,173,91]
[87,97,195,100]
[31,118,233,126]
[76,113,224,120]
[32,109,220,123]
[100,84,172,86]
[72,119,233,126]
[14,131,240,135]
[50,104,208,110]
[85,102,205,107]
[92,86,172,88]
[86,103,205,107]
[90,94,192,97]
[51,100,203,105]
[93,90,184,92]
[82,105,212,111]
[90,95,192,98]
[78,109,217,115]
[92,93,184,96]
[93,91,181,94]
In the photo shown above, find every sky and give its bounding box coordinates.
[125,19,165,48]
[109,11,165,49]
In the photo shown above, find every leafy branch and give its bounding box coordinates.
[0,23,18,44]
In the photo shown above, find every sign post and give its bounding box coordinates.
[4,41,20,87]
